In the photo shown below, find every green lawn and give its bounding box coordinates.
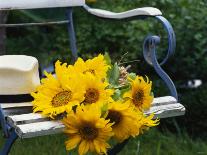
[0,128,207,155]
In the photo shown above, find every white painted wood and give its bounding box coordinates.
[7,113,49,127]
[16,121,65,138]
[152,96,177,106]
[84,6,162,19]
[0,0,85,10]
[0,102,32,116]
[6,96,185,139]
[5,96,179,125]
[145,103,185,118]
[14,101,185,138]
[4,96,176,125]
[0,102,32,108]
[3,107,32,116]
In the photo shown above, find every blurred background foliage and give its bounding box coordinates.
[4,0,207,140]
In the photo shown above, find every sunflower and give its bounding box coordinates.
[74,54,110,80]
[63,105,114,155]
[55,60,72,81]
[81,73,114,106]
[31,61,85,118]
[105,101,142,142]
[139,113,159,134]
[123,76,153,111]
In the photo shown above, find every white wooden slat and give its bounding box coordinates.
[145,103,185,118]
[12,102,185,139]
[0,102,32,116]
[5,96,185,139]
[152,96,177,106]
[5,96,177,125]
[3,107,32,116]
[0,102,32,108]
[16,121,65,138]
[0,0,85,10]
[7,113,49,128]
[5,96,180,126]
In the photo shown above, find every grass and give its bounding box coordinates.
[120,129,207,155]
[0,128,207,155]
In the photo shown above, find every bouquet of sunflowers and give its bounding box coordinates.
[31,54,159,155]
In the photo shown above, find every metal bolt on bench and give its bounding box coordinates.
[0,0,185,155]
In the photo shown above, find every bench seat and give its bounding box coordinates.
[1,96,185,139]
[0,0,85,10]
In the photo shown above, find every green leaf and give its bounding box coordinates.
[101,104,108,117]
[104,52,112,66]
[150,91,154,97]
[112,89,121,101]
[108,63,120,86]
[120,86,131,97]
[128,73,137,80]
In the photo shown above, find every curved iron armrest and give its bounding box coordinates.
[83,5,178,155]
[83,5,177,100]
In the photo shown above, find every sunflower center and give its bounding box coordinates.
[79,123,98,140]
[106,110,122,127]
[84,88,99,104]
[52,91,72,107]
[132,89,144,106]
[83,69,96,75]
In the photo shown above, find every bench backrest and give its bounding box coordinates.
[0,0,85,10]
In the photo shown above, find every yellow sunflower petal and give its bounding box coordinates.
[123,75,153,111]
[62,105,113,155]
[81,73,114,106]
[106,101,141,142]
[78,140,90,155]
[65,135,81,151]
[74,54,110,80]
[31,60,85,118]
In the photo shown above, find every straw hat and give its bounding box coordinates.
[0,55,40,95]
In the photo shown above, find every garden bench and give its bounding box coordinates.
[0,0,185,155]
[4,96,184,139]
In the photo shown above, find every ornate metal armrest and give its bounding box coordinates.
[83,5,178,155]
[83,5,162,19]
[83,5,178,101]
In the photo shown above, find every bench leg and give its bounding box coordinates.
[66,7,78,63]
[0,129,18,155]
